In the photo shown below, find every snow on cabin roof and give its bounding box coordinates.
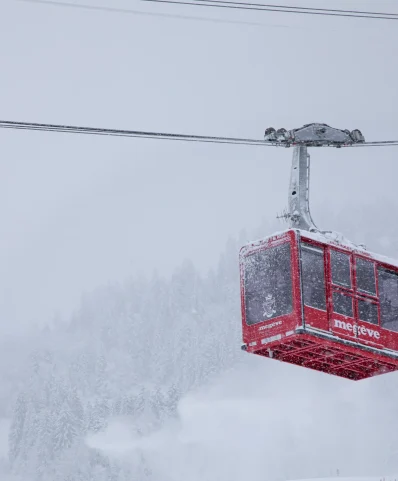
[298,229,366,252]
[299,229,398,270]
[243,228,398,270]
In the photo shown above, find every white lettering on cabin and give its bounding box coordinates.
[259,320,282,331]
[334,320,380,340]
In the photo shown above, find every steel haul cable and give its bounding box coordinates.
[141,0,398,20]
[1,120,398,148]
[17,0,398,21]
[0,120,271,146]
[193,0,398,17]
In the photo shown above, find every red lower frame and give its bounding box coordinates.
[250,331,398,381]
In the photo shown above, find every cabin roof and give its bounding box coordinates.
[299,229,398,270]
[243,228,398,270]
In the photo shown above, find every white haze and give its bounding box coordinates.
[87,358,398,481]
[4,208,398,480]
[1,0,398,329]
[1,0,398,480]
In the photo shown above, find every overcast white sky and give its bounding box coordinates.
[1,0,398,329]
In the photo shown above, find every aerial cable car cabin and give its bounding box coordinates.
[240,124,398,380]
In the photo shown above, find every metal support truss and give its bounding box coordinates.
[287,146,317,231]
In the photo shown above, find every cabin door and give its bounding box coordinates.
[328,249,383,347]
[328,249,357,340]
[353,256,383,348]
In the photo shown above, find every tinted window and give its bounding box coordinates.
[379,268,398,332]
[357,299,378,325]
[356,258,376,295]
[244,243,292,325]
[331,250,351,288]
[333,291,353,317]
[301,244,326,310]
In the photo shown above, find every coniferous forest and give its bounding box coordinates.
[3,209,398,481]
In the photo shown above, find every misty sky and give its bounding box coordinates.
[1,0,398,329]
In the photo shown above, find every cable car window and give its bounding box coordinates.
[331,250,351,288]
[333,291,353,317]
[356,258,376,295]
[378,268,398,332]
[357,299,378,325]
[244,243,293,325]
[301,244,326,310]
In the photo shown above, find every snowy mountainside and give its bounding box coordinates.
[4,234,244,481]
[2,208,398,480]
[83,357,398,481]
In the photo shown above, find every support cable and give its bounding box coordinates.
[0,120,398,148]
[18,0,398,21]
[140,0,398,21]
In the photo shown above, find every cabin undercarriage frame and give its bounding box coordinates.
[248,330,398,381]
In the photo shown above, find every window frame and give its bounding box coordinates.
[356,296,379,325]
[353,254,380,327]
[300,242,327,312]
[377,266,398,333]
[328,249,381,327]
[355,256,378,300]
[330,248,353,291]
[299,239,398,338]
[243,241,294,326]
[331,288,355,318]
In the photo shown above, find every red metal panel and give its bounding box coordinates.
[329,290,357,342]
[304,306,328,332]
[330,311,359,342]
[383,328,398,352]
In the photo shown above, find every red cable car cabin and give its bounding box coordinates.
[240,229,398,380]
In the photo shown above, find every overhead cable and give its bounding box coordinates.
[140,0,398,20]
[194,0,398,17]
[0,120,398,148]
[17,0,398,21]
[346,142,398,148]
[0,120,272,146]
